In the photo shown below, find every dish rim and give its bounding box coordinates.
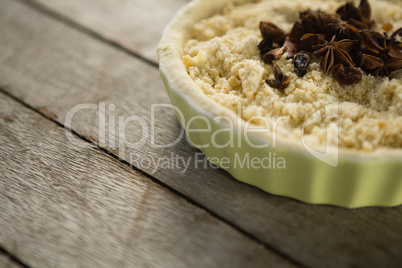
[157,0,402,161]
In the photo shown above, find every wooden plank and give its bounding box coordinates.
[0,93,292,267]
[0,252,23,268]
[1,0,402,267]
[30,0,402,65]
[30,0,189,64]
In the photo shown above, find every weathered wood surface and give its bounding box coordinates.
[1,0,402,267]
[0,92,292,267]
[0,252,22,268]
[31,0,189,64]
[28,0,402,64]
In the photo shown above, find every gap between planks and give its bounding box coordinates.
[0,246,29,268]
[0,90,293,268]
[0,85,304,268]
[5,0,402,267]
[1,0,305,265]
[14,0,159,68]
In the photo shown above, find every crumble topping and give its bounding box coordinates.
[182,0,402,151]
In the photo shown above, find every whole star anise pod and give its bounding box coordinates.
[266,64,291,90]
[329,19,361,41]
[359,53,390,76]
[300,10,340,34]
[257,0,401,90]
[359,53,402,77]
[357,29,402,76]
[313,36,357,74]
[360,30,402,59]
[336,0,375,30]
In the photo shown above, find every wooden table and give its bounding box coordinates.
[1,0,402,267]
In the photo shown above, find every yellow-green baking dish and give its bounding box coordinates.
[157,0,402,207]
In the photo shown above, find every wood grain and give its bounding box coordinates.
[1,0,402,267]
[25,0,402,65]
[0,252,22,268]
[31,0,189,63]
[0,93,292,267]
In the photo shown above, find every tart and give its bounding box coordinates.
[158,0,402,207]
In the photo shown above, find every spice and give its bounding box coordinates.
[260,22,302,62]
[333,64,362,85]
[329,20,360,40]
[266,64,291,90]
[300,10,339,34]
[391,28,402,39]
[336,0,375,30]
[259,21,286,43]
[258,0,402,86]
[359,30,402,76]
[313,36,356,74]
[359,53,400,77]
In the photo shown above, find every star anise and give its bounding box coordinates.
[336,0,375,30]
[300,33,326,52]
[257,0,401,89]
[358,0,375,25]
[266,64,291,90]
[261,21,304,62]
[359,53,390,76]
[359,29,385,55]
[384,39,402,59]
[300,10,340,34]
[258,38,273,56]
[386,58,402,73]
[360,30,402,59]
[329,19,360,41]
[283,21,304,57]
[259,21,287,44]
[333,64,362,84]
[391,27,402,39]
[262,47,287,63]
[313,36,357,74]
[258,22,287,56]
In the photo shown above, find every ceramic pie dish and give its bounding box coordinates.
[157,0,402,207]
